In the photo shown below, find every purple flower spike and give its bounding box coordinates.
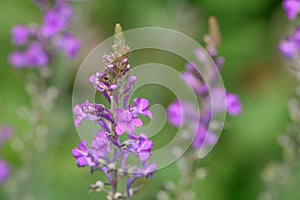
[115,108,143,135]
[12,25,29,45]
[167,101,183,127]
[283,0,300,20]
[91,130,110,159]
[132,98,152,118]
[226,94,242,116]
[0,160,10,185]
[72,141,95,168]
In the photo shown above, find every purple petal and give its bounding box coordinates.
[76,156,88,167]
[226,94,242,116]
[115,125,125,135]
[98,120,110,132]
[139,152,151,162]
[126,177,136,198]
[133,118,143,127]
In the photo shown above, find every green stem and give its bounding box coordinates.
[110,93,118,200]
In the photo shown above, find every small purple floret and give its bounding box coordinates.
[72,141,95,168]
[12,25,29,45]
[226,94,242,116]
[91,130,110,159]
[115,108,143,135]
[132,98,152,118]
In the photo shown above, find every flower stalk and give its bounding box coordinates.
[72,24,156,200]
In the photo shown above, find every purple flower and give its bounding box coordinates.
[57,2,73,20]
[73,101,99,127]
[131,98,152,118]
[89,72,111,92]
[26,43,49,67]
[167,101,183,127]
[72,141,95,168]
[193,125,217,149]
[58,34,81,58]
[41,10,67,37]
[137,134,153,162]
[8,52,26,68]
[279,37,298,59]
[0,126,13,147]
[91,130,110,159]
[226,94,242,116]
[283,0,300,20]
[115,108,143,135]
[0,160,10,185]
[73,100,114,132]
[12,25,29,45]
[183,70,207,95]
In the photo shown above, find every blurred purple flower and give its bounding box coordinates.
[279,37,298,59]
[167,32,242,150]
[42,11,67,37]
[26,43,49,67]
[12,25,29,45]
[226,94,242,116]
[0,160,10,185]
[59,35,81,58]
[167,101,183,127]
[283,0,300,20]
[193,125,217,149]
[9,0,81,68]
[8,52,26,68]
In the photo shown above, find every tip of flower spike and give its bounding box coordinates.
[208,16,221,47]
[115,23,123,34]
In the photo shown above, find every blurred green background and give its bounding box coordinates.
[0,0,297,199]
